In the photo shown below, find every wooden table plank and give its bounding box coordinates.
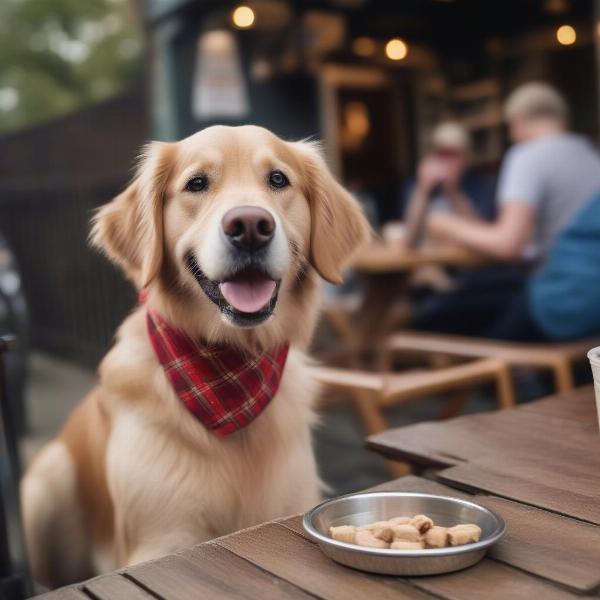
[216,522,434,600]
[519,386,596,425]
[82,573,154,599]
[126,543,312,600]
[32,589,91,599]
[410,559,583,600]
[438,457,600,525]
[474,496,600,593]
[353,242,486,274]
[367,403,600,469]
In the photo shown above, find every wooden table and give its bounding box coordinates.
[352,241,487,275]
[36,388,600,600]
[346,241,490,350]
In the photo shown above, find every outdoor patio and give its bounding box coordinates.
[2,0,600,598]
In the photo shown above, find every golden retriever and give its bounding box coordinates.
[21,125,370,588]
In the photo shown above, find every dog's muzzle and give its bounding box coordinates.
[187,205,282,327]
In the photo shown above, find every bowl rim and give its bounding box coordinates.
[302,491,506,558]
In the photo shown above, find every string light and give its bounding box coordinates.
[385,38,408,61]
[556,24,576,45]
[232,6,255,29]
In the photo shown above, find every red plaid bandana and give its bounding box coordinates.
[145,308,289,436]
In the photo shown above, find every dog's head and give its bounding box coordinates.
[92,125,371,349]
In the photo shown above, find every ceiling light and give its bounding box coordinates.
[556,24,576,45]
[232,5,255,29]
[385,38,408,61]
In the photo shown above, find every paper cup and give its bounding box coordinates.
[587,346,600,431]
[382,221,406,246]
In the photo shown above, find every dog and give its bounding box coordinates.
[21,125,370,588]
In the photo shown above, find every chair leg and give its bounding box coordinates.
[553,359,574,393]
[495,364,516,409]
[350,390,410,478]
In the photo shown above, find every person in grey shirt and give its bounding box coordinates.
[427,81,600,268]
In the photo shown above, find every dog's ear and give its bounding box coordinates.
[90,142,175,288]
[291,141,372,284]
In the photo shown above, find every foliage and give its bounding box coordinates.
[0,0,143,133]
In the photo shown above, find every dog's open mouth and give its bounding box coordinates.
[186,255,280,326]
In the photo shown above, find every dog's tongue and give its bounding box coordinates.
[219,270,276,313]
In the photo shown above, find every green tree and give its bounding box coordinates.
[0,0,143,133]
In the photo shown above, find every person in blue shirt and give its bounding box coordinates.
[488,193,600,341]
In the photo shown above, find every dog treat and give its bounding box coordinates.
[447,524,482,546]
[423,526,449,549]
[354,529,389,548]
[391,524,421,542]
[357,520,391,531]
[373,526,394,543]
[329,525,356,544]
[390,540,424,550]
[329,514,481,550]
[411,514,434,534]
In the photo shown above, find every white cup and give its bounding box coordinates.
[382,221,406,246]
[587,346,600,431]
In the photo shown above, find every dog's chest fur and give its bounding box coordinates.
[100,312,321,561]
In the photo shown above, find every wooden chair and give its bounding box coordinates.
[311,358,514,476]
[381,331,600,393]
[319,296,413,364]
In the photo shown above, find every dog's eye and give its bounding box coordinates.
[185,176,209,193]
[268,170,289,189]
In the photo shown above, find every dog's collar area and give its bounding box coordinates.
[144,307,289,436]
[185,254,280,326]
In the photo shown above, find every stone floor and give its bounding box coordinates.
[21,352,502,496]
[20,353,97,464]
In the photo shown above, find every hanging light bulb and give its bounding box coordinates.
[385,38,408,61]
[232,6,255,29]
[556,24,576,45]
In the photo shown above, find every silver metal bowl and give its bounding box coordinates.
[303,491,506,576]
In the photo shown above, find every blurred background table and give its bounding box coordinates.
[353,241,488,274]
[328,241,492,359]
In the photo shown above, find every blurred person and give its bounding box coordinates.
[428,82,600,267]
[403,122,495,247]
[427,82,600,340]
[402,123,523,335]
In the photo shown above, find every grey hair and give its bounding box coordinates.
[504,81,569,123]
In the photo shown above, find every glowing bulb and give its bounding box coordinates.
[232,5,255,29]
[556,24,576,45]
[385,38,408,61]
[353,37,376,57]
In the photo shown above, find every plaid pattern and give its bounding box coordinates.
[146,308,289,436]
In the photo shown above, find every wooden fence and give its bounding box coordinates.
[0,88,147,366]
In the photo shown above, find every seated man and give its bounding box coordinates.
[427,82,600,340]
[428,82,600,269]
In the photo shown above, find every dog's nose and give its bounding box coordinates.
[222,206,275,250]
